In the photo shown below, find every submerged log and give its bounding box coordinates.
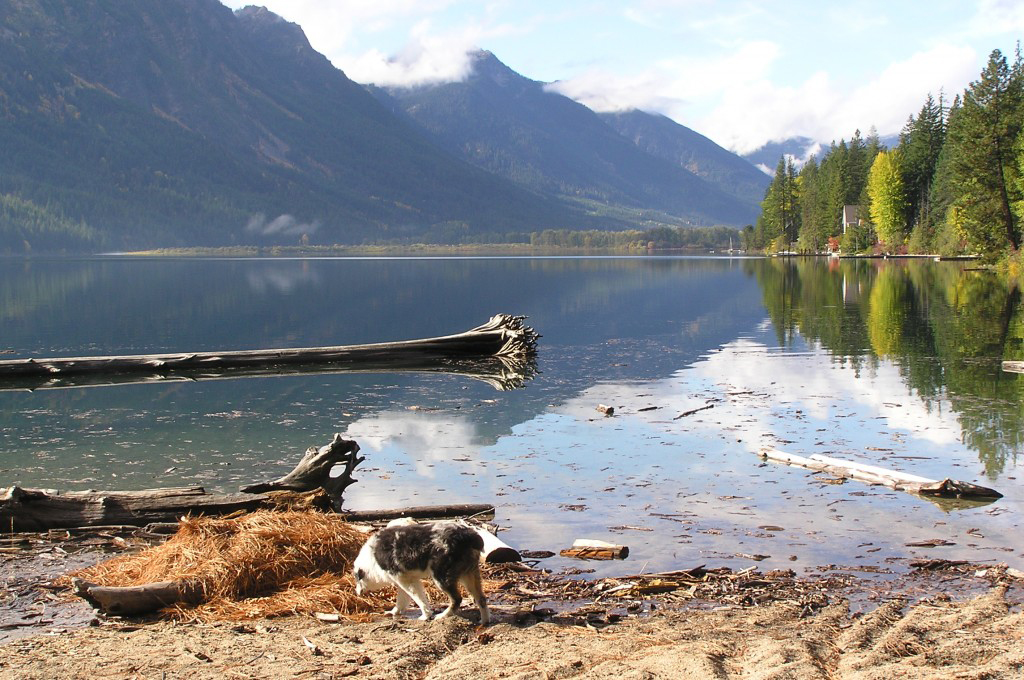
[759,449,1002,499]
[1,435,362,531]
[0,314,539,382]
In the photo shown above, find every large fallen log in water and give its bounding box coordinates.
[759,449,1002,500]
[0,314,538,382]
[1,434,364,531]
[0,354,537,392]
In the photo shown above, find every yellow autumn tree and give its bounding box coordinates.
[867,150,909,250]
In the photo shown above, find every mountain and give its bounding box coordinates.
[0,1,583,251]
[599,109,770,206]
[372,51,759,227]
[742,137,822,173]
[743,132,902,176]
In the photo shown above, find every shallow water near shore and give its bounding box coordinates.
[2,255,1023,579]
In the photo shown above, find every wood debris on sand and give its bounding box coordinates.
[69,510,390,621]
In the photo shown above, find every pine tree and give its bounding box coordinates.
[821,141,849,234]
[946,49,1024,254]
[796,155,833,252]
[757,156,800,251]
[900,93,947,231]
[846,130,869,204]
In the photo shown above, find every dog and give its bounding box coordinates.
[353,520,490,625]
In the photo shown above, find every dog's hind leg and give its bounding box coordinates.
[387,588,411,617]
[393,575,433,620]
[433,575,463,621]
[461,568,489,626]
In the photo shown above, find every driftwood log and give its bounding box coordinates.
[0,314,539,384]
[1,434,363,531]
[560,539,630,560]
[0,354,537,393]
[0,485,267,533]
[337,504,495,523]
[72,578,202,617]
[759,449,1002,499]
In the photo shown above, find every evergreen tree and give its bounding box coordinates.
[758,157,800,250]
[928,95,964,254]
[820,141,849,236]
[899,93,947,233]
[797,156,831,252]
[946,49,1024,255]
[846,129,869,204]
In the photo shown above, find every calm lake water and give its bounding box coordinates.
[2,255,1023,577]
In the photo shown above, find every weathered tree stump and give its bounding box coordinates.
[240,434,363,509]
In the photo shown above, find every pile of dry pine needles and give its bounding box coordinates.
[69,510,390,622]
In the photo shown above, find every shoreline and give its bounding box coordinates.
[2,545,1023,678]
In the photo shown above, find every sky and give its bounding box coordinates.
[221,0,1024,154]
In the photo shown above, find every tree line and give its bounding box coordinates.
[527,225,739,250]
[750,47,1024,261]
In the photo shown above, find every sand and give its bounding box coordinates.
[2,583,1022,679]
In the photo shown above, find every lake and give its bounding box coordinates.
[1,255,1022,578]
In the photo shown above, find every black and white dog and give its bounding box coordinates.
[353,520,490,625]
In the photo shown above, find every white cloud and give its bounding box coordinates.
[968,0,1024,36]
[550,39,979,153]
[220,1,1011,152]
[245,213,321,237]
[224,0,529,87]
[341,20,480,87]
[227,0,460,59]
[547,39,780,115]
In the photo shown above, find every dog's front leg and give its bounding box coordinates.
[388,589,411,617]
[394,575,433,620]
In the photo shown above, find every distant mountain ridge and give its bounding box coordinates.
[598,109,770,206]
[741,137,822,172]
[0,1,761,252]
[0,0,584,250]
[373,51,759,227]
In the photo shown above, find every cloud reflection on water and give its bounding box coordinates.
[343,334,1023,578]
